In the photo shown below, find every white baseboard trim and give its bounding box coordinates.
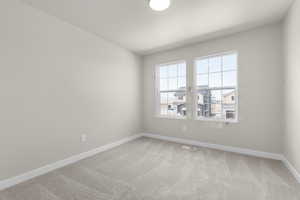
[0,134,142,191]
[142,133,283,160]
[282,157,300,183]
[142,133,300,184]
[1,132,299,190]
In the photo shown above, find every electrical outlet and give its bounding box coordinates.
[81,134,87,142]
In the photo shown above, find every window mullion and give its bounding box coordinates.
[192,60,197,119]
[207,59,211,117]
[221,55,224,120]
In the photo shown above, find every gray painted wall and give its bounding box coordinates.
[284,0,300,173]
[0,0,142,180]
[143,24,284,154]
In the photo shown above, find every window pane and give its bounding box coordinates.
[160,78,168,91]
[159,62,187,91]
[223,54,237,71]
[167,92,186,117]
[160,66,168,78]
[222,89,235,104]
[198,90,210,104]
[198,92,204,104]
[211,90,222,104]
[160,92,169,116]
[168,78,177,90]
[178,63,186,77]
[222,89,236,120]
[223,71,237,87]
[197,89,221,117]
[197,74,208,87]
[178,77,186,89]
[160,93,168,115]
[168,65,177,77]
[225,110,235,120]
[197,103,209,117]
[197,59,208,74]
[160,93,168,104]
[197,89,223,118]
[197,90,209,117]
[197,103,222,118]
[209,72,222,88]
[209,56,221,72]
[210,104,222,118]
[160,105,168,115]
[198,89,221,103]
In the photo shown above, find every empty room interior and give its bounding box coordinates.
[1,0,300,199]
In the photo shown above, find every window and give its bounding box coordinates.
[154,52,238,122]
[195,52,238,121]
[155,61,187,118]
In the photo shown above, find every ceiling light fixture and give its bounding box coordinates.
[149,0,171,11]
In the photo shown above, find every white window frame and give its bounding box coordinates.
[193,51,239,123]
[154,60,187,119]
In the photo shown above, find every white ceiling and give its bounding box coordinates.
[21,0,293,55]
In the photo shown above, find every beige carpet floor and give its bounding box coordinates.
[1,137,299,200]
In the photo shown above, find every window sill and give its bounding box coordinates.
[195,117,239,124]
[154,115,238,123]
[155,115,187,120]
